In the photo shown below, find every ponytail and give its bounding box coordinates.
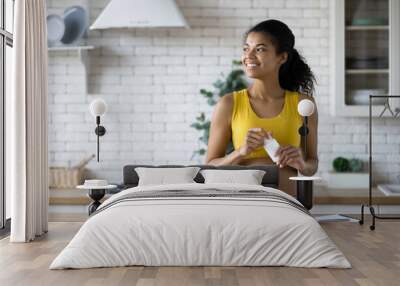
[279,48,315,96]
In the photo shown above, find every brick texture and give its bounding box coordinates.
[46,0,399,185]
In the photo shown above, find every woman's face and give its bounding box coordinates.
[241,32,287,79]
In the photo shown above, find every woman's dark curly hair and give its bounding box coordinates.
[245,19,316,96]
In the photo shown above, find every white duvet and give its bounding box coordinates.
[50,183,351,269]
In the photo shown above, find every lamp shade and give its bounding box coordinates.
[89,99,107,117]
[297,99,315,117]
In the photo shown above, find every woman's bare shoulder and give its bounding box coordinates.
[210,93,235,127]
[214,93,234,117]
[219,93,234,106]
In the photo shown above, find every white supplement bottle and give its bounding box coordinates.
[264,137,280,163]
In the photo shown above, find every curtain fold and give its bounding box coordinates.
[10,0,48,242]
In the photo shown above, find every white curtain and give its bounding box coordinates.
[10,0,49,242]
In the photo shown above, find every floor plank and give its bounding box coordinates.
[0,220,399,286]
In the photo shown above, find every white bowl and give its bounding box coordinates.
[47,14,65,46]
[349,89,386,105]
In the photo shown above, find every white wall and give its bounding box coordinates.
[46,0,400,185]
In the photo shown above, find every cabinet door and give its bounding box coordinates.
[330,0,400,117]
[346,0,389,106]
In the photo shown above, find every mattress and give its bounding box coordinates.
[50,183,351,269]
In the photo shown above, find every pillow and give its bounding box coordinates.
[200,169,266,185]
[135,167,201,186]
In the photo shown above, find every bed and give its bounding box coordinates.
[50,165,351,269]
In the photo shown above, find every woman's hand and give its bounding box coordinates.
[276,145,306,171]
[239,128,271,156]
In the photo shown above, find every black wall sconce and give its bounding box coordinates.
[296,99,316,210]
[89,99,107,162]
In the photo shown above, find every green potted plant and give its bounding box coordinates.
[327,157,368,189]
[191,60,248,159]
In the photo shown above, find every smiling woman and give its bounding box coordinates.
[205,19,318,196]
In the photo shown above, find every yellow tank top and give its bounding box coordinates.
[231,89,302,160]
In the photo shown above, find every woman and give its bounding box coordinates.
[205,19,318,196]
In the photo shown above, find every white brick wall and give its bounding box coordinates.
[47,0,400,185]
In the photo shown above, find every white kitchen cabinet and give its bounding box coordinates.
[330,0,400,117]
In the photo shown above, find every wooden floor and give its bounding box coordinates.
[0,219,399,286]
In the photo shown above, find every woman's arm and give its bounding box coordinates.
[205,94,245,166]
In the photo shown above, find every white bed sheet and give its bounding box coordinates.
[50,183,351,269]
